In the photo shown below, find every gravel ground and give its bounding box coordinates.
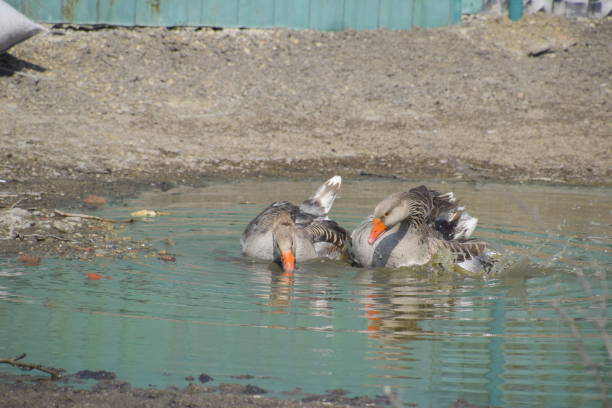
[0,12,611,408]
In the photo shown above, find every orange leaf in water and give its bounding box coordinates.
[87,273,102,280]
[83,194,106,207]
[17,255,41,266]
[158,254,177,262]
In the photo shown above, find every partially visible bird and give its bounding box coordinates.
[241,176,349,273]
[350,185,493,273]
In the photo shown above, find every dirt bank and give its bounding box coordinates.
[1,14,611,200]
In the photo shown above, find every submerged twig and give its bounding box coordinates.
[0,353,64,380]
[54,210,133,224]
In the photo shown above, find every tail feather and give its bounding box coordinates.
[300,176,341,218]
[448,239,488,263]
[428,188,478,240]
[454,212,478,239]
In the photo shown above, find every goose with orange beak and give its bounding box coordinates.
[241,176,349,273]
[350,185,493,273]
[271,211,297,273]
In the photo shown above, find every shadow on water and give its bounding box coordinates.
[0,179,610,407]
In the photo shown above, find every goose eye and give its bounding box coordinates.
[384,211,390,217]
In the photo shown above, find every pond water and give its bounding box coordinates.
[1,179,610,407]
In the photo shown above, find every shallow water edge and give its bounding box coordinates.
[1,179,610,408]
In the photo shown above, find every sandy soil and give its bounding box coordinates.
[0,12,610,408]
[1,14,611,198]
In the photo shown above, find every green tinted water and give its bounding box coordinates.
[1,179,610,407]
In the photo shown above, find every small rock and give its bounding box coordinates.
[52,220,75,233]
[158,254,176,262]
[244,384,267,395]
[74,369,116,380]
[0,208,34,232]
[198,373,214,383]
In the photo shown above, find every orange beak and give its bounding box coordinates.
[368,218,387,245]
[280,251,295,273]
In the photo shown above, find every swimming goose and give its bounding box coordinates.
[350,185,492,273]
[241,176,349,273]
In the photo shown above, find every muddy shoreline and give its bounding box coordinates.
[2,15,611,198]
[1,14,611,212]
[1,371,399,408]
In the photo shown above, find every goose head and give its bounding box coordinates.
[272,211,296,273]
[368,192,412,245]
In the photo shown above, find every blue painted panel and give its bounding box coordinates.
[134,0,161,26]
[201,0,238,27]
[344,0,379,30]
[379,0,414,29]
[99,0,137,25]
[184,0,202,26]
[13,0,62,22]
[239,0,275,27]
[11,0,464,29]
[5,0,20,9]
[462,0,483,14]
[413,0,453,28]
[309,0,344,31]
[274,0,310,29]
[452,0,462,23]
[158,0,196,26]
[62,0,96,24]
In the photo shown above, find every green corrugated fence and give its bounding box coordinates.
[6,0,462,30]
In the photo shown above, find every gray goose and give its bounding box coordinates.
[350,185,493,273]
[241,176,349,273]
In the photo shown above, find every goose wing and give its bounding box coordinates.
[303,219,349,259]
[410,186,478,241]
[242,201,297,238]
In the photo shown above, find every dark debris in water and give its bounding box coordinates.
[230,374,255,379]
[74,370,117,381]
[244,384,268,395]
[198,373,214,383]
